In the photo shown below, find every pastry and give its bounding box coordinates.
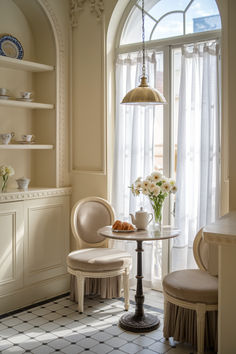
[112,220,135,231]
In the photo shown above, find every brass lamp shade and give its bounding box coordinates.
[121,76,166,105]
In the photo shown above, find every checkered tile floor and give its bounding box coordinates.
[0,292,209,353]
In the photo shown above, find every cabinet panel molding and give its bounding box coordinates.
[0,202,23,295]
[24,196,70,285]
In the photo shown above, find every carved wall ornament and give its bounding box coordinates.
[70,0,104,27]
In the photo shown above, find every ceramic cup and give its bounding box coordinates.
[20,91,32,100]
[0,132,14,144]
[16,177,30,191]
[0,88,7,96]
[22,134,35,143]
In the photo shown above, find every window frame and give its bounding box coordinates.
[115,1,221,289]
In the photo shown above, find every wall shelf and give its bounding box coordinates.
[0,144,53,150]
[0,99,54,109]
[0,56,54,72]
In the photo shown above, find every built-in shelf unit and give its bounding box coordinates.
[0,0,70,314]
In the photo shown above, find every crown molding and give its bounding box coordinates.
[0,187,72,203]
[70,0,104,27]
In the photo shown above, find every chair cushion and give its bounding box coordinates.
[67,248,132,272]
[163,269,218,304]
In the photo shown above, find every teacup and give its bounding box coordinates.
[20,91,32,100]
[0,132,14,144]
[22,134,35,143]
[0,88,7,96]
[16,177,30,191]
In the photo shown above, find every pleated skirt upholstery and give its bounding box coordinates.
[70,274,122,300]
[164,302,218,352]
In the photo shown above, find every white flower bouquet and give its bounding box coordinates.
[130,171,177,225]
[0,165,15,192]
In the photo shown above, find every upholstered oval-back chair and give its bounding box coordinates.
[67,197,132,313]
[163,228,218,354]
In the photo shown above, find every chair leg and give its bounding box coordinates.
[163,297,168,340]
[196,303,206,354]
[123,268,129,311]
[77,275,85,313]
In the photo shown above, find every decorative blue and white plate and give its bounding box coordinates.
[0,34,24,60]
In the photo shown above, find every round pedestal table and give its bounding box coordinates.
[97,225,180,333]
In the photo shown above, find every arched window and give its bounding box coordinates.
[112,0,221,289]
[120,0,221,44]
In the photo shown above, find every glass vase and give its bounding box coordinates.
[1,175,8,193]
[150,199,163,231]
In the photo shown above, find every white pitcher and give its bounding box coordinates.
[130,207,153,230]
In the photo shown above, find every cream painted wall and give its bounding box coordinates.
[70,0,125,208]
[70,0,233,216]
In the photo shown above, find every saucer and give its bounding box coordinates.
[16,98,34,102]
[15,141,35,144]
[0,95,10,100]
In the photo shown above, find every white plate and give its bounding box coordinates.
[112,228,137,233]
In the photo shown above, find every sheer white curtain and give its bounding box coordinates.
[112,51,160,285]
[172,41,220,270]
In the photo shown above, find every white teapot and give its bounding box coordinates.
[130,207,153,230]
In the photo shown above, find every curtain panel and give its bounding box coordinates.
[112,51,162,285]
[172,41,220,270]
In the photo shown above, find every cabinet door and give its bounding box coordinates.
[0,202,24,295]
[24,196,70,285]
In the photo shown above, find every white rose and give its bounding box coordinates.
[149,182,156,192]
[6,166,15,176]
[153,185,161,196]
[142,180,151,189]
[135,181,142,189]
[135,177,142,183]
[169,178,176,186]
[151,171,162,182]
[142,186,149,195]
[171,185,177,194]
[0,165,7,176]
[162,182,171,193]
[161,176,168,183]
[146,175,153,181]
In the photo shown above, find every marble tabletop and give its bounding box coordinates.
[98,225,180,242]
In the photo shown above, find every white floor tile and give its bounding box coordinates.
[0,290,215,354]
[105,336,128,348]
[76,337,99,349]
[2,346,24,353]
[120,342,143,353]
[47,338,70,349]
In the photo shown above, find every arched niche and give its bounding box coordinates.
[0,0,67,188]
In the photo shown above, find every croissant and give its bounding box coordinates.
[112,220,122,230]
[112,220,135,231]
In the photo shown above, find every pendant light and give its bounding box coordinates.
[121,0,166,105]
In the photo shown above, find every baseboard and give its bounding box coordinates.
[0,274,70,315]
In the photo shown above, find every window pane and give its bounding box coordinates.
[147,0,190,20]
[152,13,183,40]
[121,6,156,45]
[186,0,221,34]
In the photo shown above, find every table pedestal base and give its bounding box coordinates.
[119,312,160,332]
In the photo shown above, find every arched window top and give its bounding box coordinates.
[120,0,221,45]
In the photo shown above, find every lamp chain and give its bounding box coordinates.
[142,0,146,78]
